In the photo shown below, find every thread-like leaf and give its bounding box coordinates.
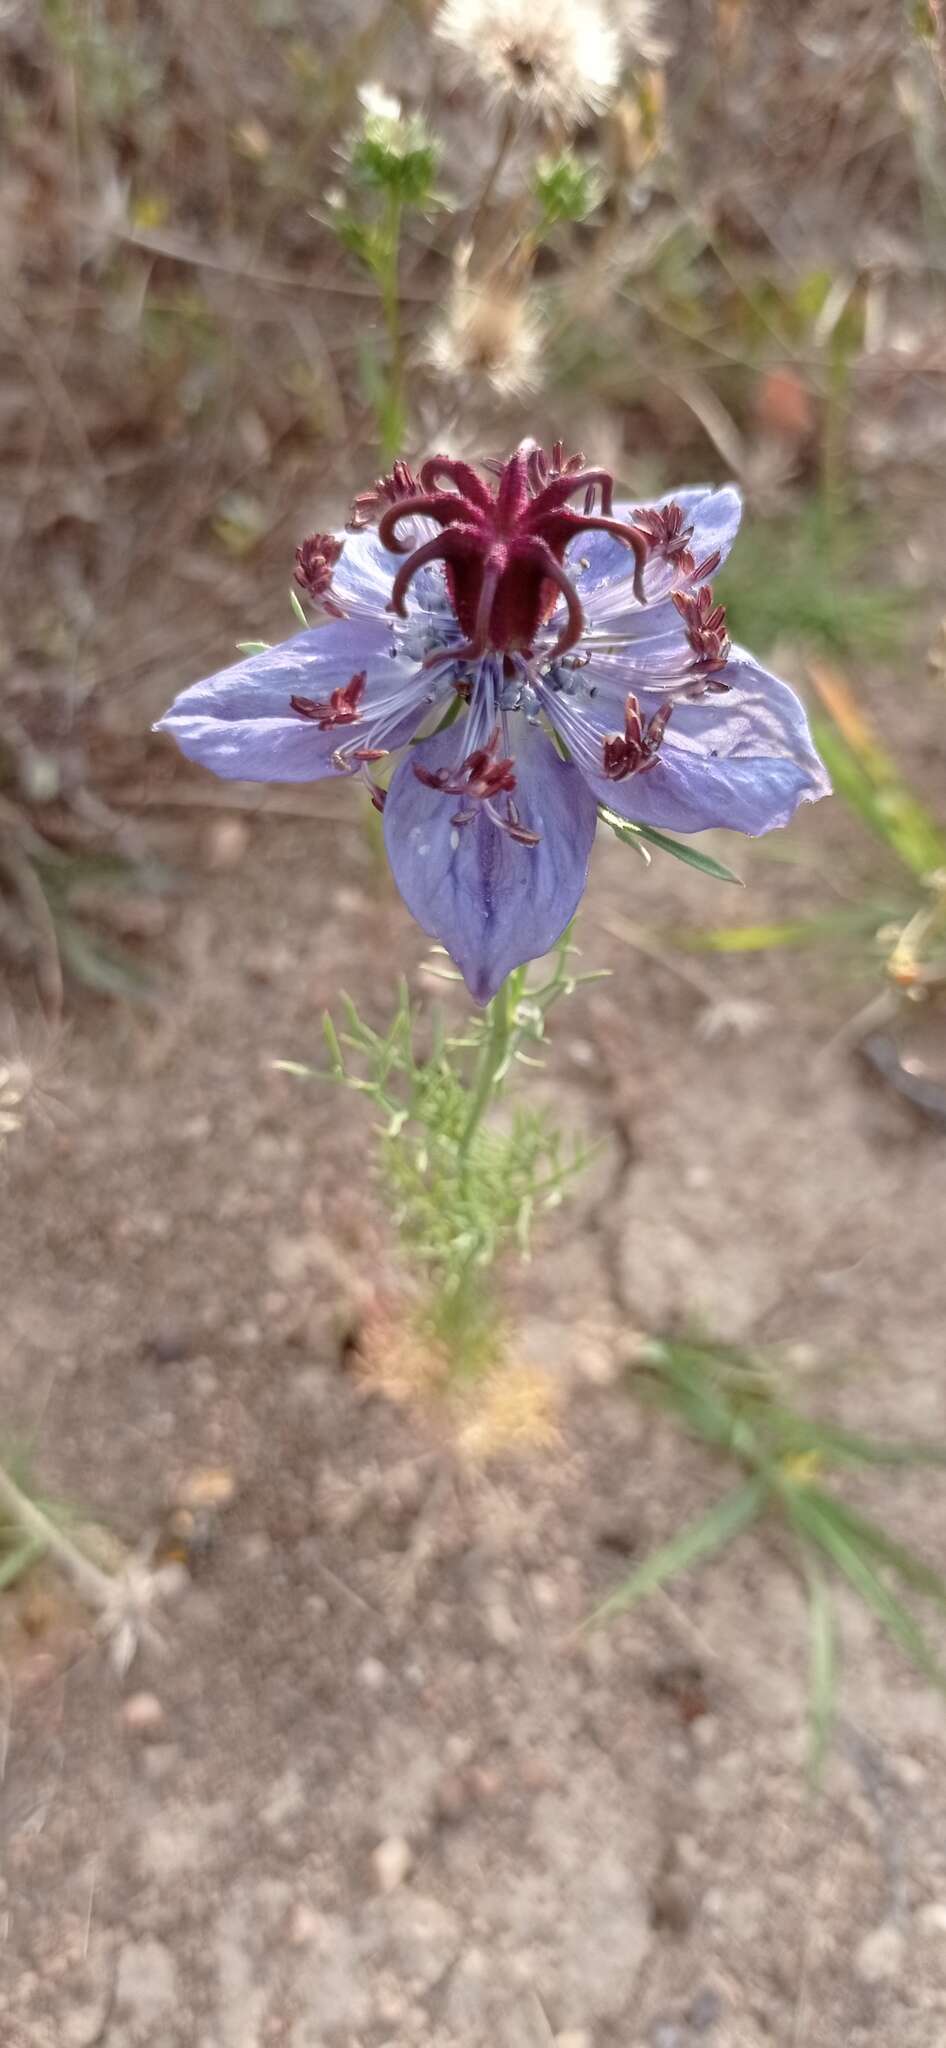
[789,1492,946,1689]
[600,812,743,884]
[589,1476,767,1626]
[805,1562,838,1785]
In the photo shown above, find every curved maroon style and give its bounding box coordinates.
[376,443,650,662]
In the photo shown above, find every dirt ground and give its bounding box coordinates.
[3,629,946,2048]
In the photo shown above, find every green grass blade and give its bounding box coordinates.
[804,1488,946,1606]
[805,1561,838,1785]
[600,811,743,884]
[677,918,826,952]
[633,1356,746,1453]
[589,1476,767,1627]
[671,907,885,953]
[322,1012,345,1077]
[772,1416,946,1468]
[0,1535,45,1590]
[54,918,157,1002]
[788,1491,946,1688]
[811,720,946,881]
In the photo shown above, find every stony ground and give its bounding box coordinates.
[3,677,946,2047]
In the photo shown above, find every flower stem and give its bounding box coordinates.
[458,976,513,1163]
[469,102,518,252]
[377,189,404,462]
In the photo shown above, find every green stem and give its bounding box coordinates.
[468,102,518,251]
[458,977,513,1162]
[378,189,403,462]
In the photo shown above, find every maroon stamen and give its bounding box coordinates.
[672,584,731,672]
[356,440,654,661]
[602,694,673,780]
[633,501,696,577]
[524,439,587,494]
[412,725,539,844]
[413,725,517,803]
[294,532,345,615]
[290,671,366,729]
[347,460,419,531]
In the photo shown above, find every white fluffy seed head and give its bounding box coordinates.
[434,0,622,126]
[423,268,544,395]
[423,272,544,396]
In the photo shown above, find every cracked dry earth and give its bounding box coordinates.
[4,766,946,2048]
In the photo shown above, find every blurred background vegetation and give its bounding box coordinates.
[2,0,945,1017]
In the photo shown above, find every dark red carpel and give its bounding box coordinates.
[371,444,654,664]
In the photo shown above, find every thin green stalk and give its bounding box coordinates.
[468,101,518,251]
[459,978,512,1162]
[377,189,403,462]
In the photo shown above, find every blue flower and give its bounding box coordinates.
[156,441,830,1001]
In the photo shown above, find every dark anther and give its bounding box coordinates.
[671,585,731,672]
[602,693,673,780]
[291,671,366,729]
[294,532,345,614]
[632,501,696,577]
[412,725,541,845]
[347,461,419,531]
[413,725,517,803]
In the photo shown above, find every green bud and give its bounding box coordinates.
[348,85,439,209]
[533,151,601,228]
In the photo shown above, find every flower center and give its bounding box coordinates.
[352,441,655,665]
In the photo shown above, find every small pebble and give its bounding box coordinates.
[372,1836,413,1893]
[917,1902,946,1936]
[469,1766,501,1801]
[289,1904,322,1946]
[121,1693,165,1739]
[486,1598,519,1647]
[855,1921,905,1984]
[204,817,251,870]
[688,1986,724,2031]
[556,2033,592,2048]
[144,1326,190,1365]
[358,1657,387,1692]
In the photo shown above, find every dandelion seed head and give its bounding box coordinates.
[424,273,543,396]
[613,0,665,64]
[434,0,621,126]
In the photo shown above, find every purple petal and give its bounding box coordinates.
[569,484,742,633]
[544,649,831,837]
[155,620,436,783]
[332,519,442,620]
[332,527,405,613]
[383,717,598,1002]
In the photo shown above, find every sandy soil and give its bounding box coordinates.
[3,660,946,2048]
